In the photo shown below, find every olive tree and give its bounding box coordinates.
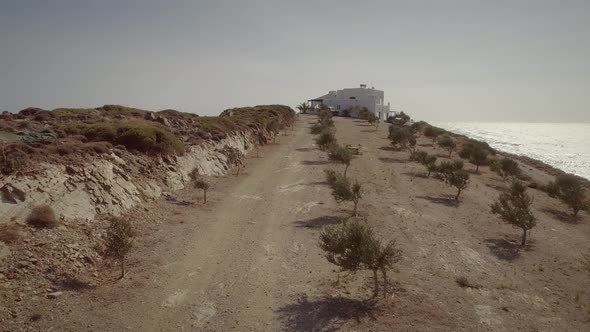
[319,221,402,298]
[315,129,337,151]
[469,147,489,173]
[328,173,362,216]
[424,126,442,145]
[437,160,470,200]
[491,181,536,245]
[437,135,456,157]
[267,119,280,143]
[546,174,585,216]
[388,126,417,155]
[104,218,134,279]
[194,178,210,203]
[411,150,438,177]
[328,144,353,176]
[220,145,244,175]
[367,113,379,130]
[490,157,521,181]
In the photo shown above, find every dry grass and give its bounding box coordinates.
[26,205,58,228]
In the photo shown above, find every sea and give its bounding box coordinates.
[433,122,590,181]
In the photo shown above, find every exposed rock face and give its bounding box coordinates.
[0,132,255,224]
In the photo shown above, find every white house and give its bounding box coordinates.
[308,84,393,120]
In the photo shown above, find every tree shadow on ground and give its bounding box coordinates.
[165,196,194,206]
[360,129,377,133]
[293,216,342,229]
[276,295,378,332]
[48,273,96,291]
[415,195,459,207]
[302,181,329,186]
[484,238,532,262]
[485,182,508,192]
[295,147,315,152]
[418,143,432,147]
[401,172,429,179]
[378,146,400,152]
[541,208,580,224]
[378,157,408,164]
[301,160,331,166]
[355,123,373,127]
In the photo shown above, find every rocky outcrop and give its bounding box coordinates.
[0,132,256,224]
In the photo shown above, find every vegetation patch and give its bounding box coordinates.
[67,121,185,155]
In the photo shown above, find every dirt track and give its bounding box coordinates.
[16,115,590,331]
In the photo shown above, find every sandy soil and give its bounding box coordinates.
[3,115,590,331]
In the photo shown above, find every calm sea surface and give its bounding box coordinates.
[433,122,590,180]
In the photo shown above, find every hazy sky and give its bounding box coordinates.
[1,0,589,122]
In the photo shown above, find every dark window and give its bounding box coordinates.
[337,105,340,110]
[349,96,356,99]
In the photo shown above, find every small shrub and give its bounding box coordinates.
[546,174,585,216]
[194,178,210,203]
[26,205,58,228]
[324,169,338,186]
[103,218,133,279]
[310,123,323,135]
[366,113,379,130]
[219,145,244,175]
[328,144,353,176]
[0,224,21,244]
[315,129,337,151]
[267,119,280,143]
[491,181,536,245]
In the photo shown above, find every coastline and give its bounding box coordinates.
[442,129,590,189]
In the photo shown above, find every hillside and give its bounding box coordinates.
[1,114,589,331]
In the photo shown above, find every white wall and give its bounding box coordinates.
[315,85,390,120]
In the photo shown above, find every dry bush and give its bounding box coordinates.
[103,217,134,279]
[0,224,22,244]
[26,205,58,228]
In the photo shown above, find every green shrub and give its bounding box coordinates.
[74,121,184,155]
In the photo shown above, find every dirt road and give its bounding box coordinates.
[44,116,338,331]
[20,115,590,331]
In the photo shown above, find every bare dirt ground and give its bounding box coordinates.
[3,115,590,331]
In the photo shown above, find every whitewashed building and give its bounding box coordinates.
[309,84,393,120]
